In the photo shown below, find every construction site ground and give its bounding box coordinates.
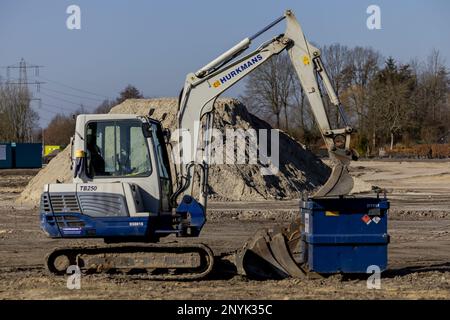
[0,160,449,300]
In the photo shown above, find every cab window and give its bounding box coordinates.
[86,120,152,178]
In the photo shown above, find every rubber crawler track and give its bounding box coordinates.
[46,243,214,281]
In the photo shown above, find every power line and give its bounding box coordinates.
[2,58,45,91]
[39,102,83,113]
[38,105,73,116]
[37,75,112,99]
[37,114,56,122]
[41,101,77,111]
[40,87,105,102]
[8,76,101,110]
[34,106,79,125]
[38,91,96,109]
[29,102,71,120]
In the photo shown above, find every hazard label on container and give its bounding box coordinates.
[362,214,372,225]
[372,216,381,224]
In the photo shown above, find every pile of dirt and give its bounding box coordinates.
[113,98,334,201]
[17,97,369,206]
[17,147,72,205]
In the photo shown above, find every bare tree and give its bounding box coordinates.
[240,43,448,157]
[94,99,116,114]
[0,84,39,142]
[404,50,449,145]
[320,44,351,127]
[43,107,85,146]
[369,58,416,150]
[116,85,143,105]
[340,47,382,154]
[242,53,295,129]
[422,50,449,138]
[43,114,76,146]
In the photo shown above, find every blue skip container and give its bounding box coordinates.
[300,196,389,274]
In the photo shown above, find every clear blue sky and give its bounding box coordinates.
[0,0,449,127]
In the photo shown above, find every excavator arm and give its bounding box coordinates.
[174,10,357,211]
[284,11,357,197]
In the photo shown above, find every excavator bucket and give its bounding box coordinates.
[235,229,289,279]
[235,225,307,279]
[313,162,354,198]
[235,161,355,279]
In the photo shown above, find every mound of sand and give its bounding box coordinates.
[18,97,369,206]
[18,146,72,205]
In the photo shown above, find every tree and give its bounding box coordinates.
[43,114,75,146]
[94,99,116,114]
[115,85,143,105]
[93,85,144,114]
[43,107,84,146]
[339,47,382,155]
[369,58,416,150]
[237,44,449,157]
[320,44,352,127]
[241,53,295,129]
[289,74,322,145]
[0,84,39,142]
[415,50,449,143]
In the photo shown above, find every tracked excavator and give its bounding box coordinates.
[40,10,388,280]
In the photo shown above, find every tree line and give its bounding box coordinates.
[1,45,449,158]
[0,81,144,145]
[0,84,38,143]
[241,45,450,157]
[41,84,143,146]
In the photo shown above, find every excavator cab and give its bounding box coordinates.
[40,114,205,243]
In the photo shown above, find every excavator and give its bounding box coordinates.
[40,10,387,280]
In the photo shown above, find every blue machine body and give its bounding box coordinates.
[40,212,151,238]
[40,194,206,240]
[300,196,389,273]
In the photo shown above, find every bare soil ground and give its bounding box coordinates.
[0,160,449,299]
